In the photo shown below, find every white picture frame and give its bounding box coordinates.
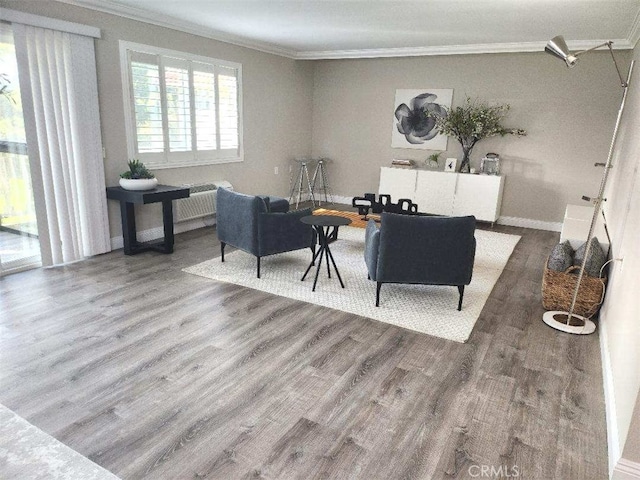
[391,89,453,150]
[444,157,458,172]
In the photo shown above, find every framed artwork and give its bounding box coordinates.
[444,157,458,172]
[391,89,453,150]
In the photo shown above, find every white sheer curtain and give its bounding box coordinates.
[12,24,110,266]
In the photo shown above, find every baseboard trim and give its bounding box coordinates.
[328,195,352,205]
[497,216,562,232]
[325,196,562,232]
[601,316,621,477]
[614,459,640,480]
[110,216,215,250]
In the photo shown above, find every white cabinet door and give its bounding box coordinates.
[452,174,504,222]
[414,170,457,215]
[378,167,417,202]
[378,168,504,221]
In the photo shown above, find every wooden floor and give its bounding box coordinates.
[0,220,608,479]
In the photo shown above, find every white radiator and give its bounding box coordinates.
[174,181,232,222]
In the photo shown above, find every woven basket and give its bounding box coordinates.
[542,260,607,318]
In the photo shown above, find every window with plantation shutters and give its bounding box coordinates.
[121,42,243,168]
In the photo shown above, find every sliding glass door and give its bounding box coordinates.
[0,23,40,275]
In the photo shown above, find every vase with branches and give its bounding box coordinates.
[429,97,526,173]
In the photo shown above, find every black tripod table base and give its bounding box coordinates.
[300,215,351,291]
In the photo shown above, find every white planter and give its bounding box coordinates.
[119,178,158,191]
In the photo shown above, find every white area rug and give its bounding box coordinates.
[184,227,520,343]
[0,404,120,479]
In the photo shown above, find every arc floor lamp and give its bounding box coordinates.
[543,36,634,334]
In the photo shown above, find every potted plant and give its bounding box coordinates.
[426,151,442,169]
[119,159,158,191]
[429,97,526,173]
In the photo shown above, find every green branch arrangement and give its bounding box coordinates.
[429,97,526,172]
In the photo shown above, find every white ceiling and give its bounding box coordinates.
[69,0,640,59]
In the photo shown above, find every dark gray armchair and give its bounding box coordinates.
[216,187,316,278]
[364,212,476,310]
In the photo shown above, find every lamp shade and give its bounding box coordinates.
[545,35,578,67]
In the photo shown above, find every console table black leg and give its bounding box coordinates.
[161,200,175,253]
[120,201,137,255]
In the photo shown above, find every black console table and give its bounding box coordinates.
[106,185,190,255]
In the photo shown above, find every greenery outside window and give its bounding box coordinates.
[120,41,243,168]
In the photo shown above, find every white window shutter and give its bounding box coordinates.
[129,51,163,153]
[121,41,242,167]
[218,66,239,151]
[193,62,217,151]
[163,56,191,152]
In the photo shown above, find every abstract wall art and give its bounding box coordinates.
[391,89,453,150]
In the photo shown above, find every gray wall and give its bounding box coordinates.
[1,0,314,236]
[311,52,630,223]
[619,395,640,470]
[600,43,640,471]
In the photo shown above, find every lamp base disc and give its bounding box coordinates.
[542,311,596,335]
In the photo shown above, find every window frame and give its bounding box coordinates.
[119,41,243,169]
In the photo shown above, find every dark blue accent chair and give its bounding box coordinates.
[216,187,316,278]
[364,212,476,310]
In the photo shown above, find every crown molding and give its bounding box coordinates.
[57,0,298,59]
[55,0,636,60]
[296,39,634,60]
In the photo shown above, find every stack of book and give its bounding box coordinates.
[391,158,415,167]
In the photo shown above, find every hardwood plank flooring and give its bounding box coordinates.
[0,219,608,479]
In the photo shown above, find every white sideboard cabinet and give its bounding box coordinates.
[378,167,505,222]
